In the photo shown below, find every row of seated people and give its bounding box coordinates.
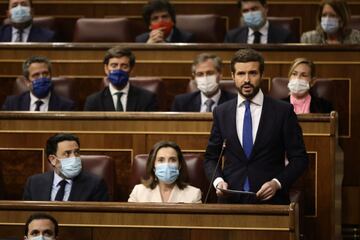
[0,0,359,44]
[1,46,333,114]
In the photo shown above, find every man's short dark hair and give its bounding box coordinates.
[8,0,33,8]
[142,0,176,26]
[230,48,265,75]
[45,133,80,158]
[22,56,52,79]
[24,212,58,236]
[237,0,267,8]
[103,47,136,69]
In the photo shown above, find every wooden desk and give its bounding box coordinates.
[0,201,299,240]
[0,112,342,240]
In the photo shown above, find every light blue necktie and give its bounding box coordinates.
[242,100,253,191]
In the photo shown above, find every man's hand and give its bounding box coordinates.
[146,28,165,43]
[256,179,280,201]
[215,181,228,196]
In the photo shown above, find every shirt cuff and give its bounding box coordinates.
[213,177,224,189]
[272,178,282,189]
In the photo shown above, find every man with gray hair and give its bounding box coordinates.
[2,55,74,111]
[171,53,236,112]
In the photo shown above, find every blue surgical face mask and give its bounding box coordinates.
[60,157,82,179]
[243,10,265,30]
[10,5,32,24]
[32,77,52,99]
[321,16,340,34]
[155,163,179,184]
[108,69,129,88]
[28,235,54,240]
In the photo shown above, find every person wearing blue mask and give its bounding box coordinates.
[23,133,109,201]
[0,0,56,42]
[24,213,58,240]
[1,56,74,111]
[224,0,297,44]
[83,47,158,111]
[301,0,360,44]
[128,141,202,203]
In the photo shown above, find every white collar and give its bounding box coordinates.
[237,89,264,107]
[248,20,269,36]
[109,81,130,96]
[200,89,221,105]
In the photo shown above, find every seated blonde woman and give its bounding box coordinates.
[283,58,333,114]
[128,141,202,203]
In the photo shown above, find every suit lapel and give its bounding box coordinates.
[102,87,116,111]
[43,171,54,201]
[126,85,137,111]
[20,92,31,110]
[2,25,12,42]
[252,96,273,156]
[240,28,249,43]
[227,99,246,159]
[267,23,275,43]
[193,92,201,111]
[68,172,84,201]
[48,91,58,110]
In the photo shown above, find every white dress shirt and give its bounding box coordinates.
[51,172,72,201]
[247,21,269,44]
[109,82,130,111]
[11,25,31,42]
[29,92,50,111]
[199,89,221,112]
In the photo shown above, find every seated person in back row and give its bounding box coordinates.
[0,0,56,42]
[23,133,109,201]
[128,141,202,203]
[283,57,333,114]
[171,53,236,112]
[84,47,157,111]
[136,0,194,43]
[301,0,360,44]
[224,0,297,43]
[24,212,58,240]
[2,55,74,111]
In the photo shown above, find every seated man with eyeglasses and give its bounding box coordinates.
[23,133,109,201]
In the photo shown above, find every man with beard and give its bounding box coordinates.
[204,48,308,204]
[0,0,56,42]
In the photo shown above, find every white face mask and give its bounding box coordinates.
[60,156,82,179]
[10,5,32,23]
[27,235,54,240]
[321,16,340,34]
[287,79,310,95]
[195,75,219,95]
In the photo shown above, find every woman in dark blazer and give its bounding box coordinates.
[284,58,333,114]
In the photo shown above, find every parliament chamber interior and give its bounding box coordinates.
[0,0,359,239]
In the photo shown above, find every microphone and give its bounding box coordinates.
[204,139,226,203]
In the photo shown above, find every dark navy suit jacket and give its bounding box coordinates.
[224,22,297,43]
[0,24,56,42]
[1,91,74,111]
[23,171,109,201]
[136,26,194,43]
[171,90,236,112]
[83,85,158,111]
[204,96,308,204]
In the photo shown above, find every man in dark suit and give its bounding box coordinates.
[24,213,58,240]
[0,0,55,42]
[136,0,193,43]
[204,48,308,204]
[84,47,157,111]
[171,53,236,112]
[224,0,296,43]
[2,56,74,111]
[23,133,109,201]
